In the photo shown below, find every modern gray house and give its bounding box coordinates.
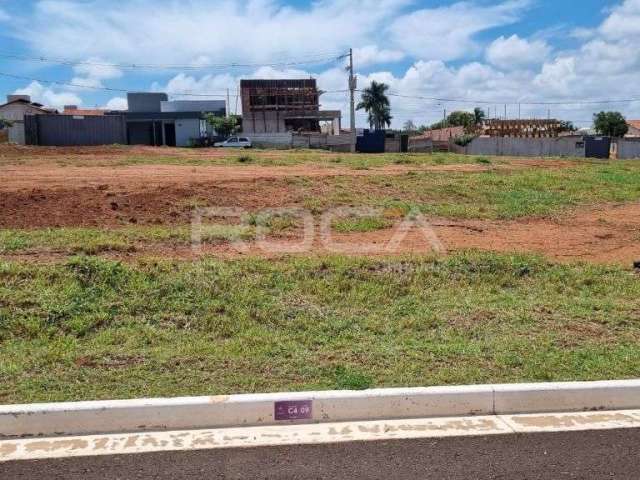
[124,93,226,147]
[21,92,226,147]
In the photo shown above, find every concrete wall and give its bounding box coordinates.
[127,93,168,113]
[0,103,49,145]
[161,100,225,114]
[618,139,640,159]
[460,136,586,157]
[249,132,294,147]
[8,123,25,144]
[243,112,285,134]
[175,118,202,147]
[292,133,351,151]
[408,137,433,153]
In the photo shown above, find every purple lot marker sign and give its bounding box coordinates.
[274,400,313,421]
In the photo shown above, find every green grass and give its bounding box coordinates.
[332,216,393,233]
[0,225,255,255]
[1,252,640,403]
[0,148,511,169]
[313,161,640,220]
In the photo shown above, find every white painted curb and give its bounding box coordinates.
[1,380,639,438]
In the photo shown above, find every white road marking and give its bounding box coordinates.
[2,410,640,463]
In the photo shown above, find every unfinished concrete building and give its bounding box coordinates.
[481,119,564,138]
[240,79,341,135]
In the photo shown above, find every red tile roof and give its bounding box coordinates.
[62,108,105,116]
[628,120,640,130]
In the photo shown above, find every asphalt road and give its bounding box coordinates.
[3,429,640,479]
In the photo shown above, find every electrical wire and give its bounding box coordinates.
[375,90,640,107]
[0,51,347,71]
[0,71,348,98]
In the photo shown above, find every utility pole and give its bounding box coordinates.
[504,104,507,120]
[226,89,231,118]
[348,48,357,153]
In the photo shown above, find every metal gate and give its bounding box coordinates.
[356,130,385,153]
[585,136,611,159]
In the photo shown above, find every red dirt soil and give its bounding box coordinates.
[1,149,636,265]
[170,202,640,265]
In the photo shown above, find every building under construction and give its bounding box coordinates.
[482,119,565,138]
[240,79,341,135]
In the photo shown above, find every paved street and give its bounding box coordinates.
[3,428,640,479]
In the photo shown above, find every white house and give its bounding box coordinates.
[0,95,57,144]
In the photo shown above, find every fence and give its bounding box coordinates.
[454,136,588,157]
[617,139,640,159]
[408,136,433,153]
[25,115,127,146]
[292,133,352,151]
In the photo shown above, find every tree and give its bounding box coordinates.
[357,81,393,130]
[558,120,576,133]
[473,107,485,125]
[446,111,476,129]
[593,111,629,137]
[206,113,241,138]
[403,120,417,132]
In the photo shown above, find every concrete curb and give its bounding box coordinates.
[1,380,639,438]
[4,410,640,463]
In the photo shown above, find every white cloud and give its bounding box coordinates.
[103,97,128,110]
[18,0,411,66]
[13,81,82,109]
[0,8,9,22]
[533,57,577,94]
[70,58,123,90]
[599,0,640,40]
[8,0,640,130]
[388,0,532,61]
[352,45,405,67]
[486,35,551,69]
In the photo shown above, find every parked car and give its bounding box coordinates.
[214,136,252,148]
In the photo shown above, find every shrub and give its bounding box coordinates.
[454,134,476,147]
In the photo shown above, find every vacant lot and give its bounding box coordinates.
[1,145,639,403]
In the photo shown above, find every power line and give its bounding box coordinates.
[375,90,640,106]
[0,51,347,71]
[0,71,348,98]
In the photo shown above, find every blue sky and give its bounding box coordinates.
[0,0,639,127]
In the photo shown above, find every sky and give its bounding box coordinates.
[0,0,639,128]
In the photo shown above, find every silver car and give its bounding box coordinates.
[214,136,252,148]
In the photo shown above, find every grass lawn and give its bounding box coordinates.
[3,159,640,256]
[0,225,255,255]
[0,148,511,169]
[1,252,640,404]
[309,160,640,219]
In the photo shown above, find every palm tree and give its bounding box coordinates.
[473,107,485,126]
[357,81,393,130]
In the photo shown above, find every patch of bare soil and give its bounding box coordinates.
[3,203,639,266]
[0,163,505,193]
[165,202,640,265]
[0,156,579,228]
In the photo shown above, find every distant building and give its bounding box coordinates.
[481,119,564,138]
[22,93,226,147]
[0,95,56,144]
[62,105,106,116]
[416,126,465,142]
[123,93,225,146]
[626,120,640,137]
[240,79,341,135]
